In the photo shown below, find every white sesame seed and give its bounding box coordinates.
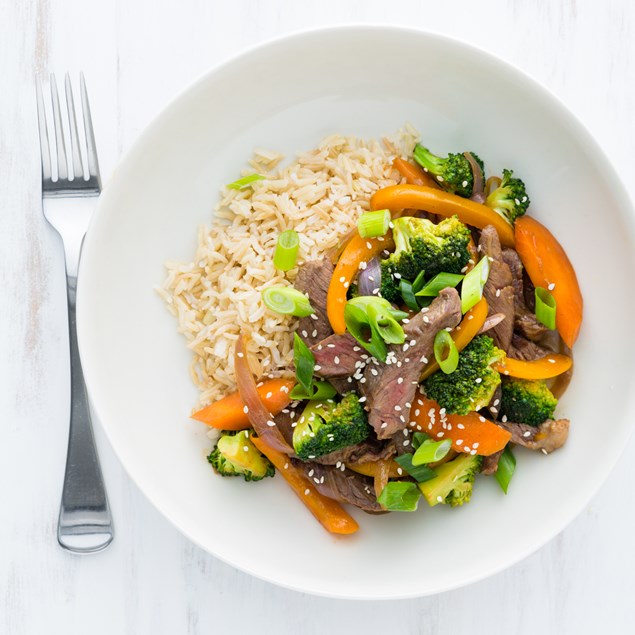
[266,392,273,399]
[423,316,430,323]
[437,496,443,502]
[359,396,367,403]
[381,422,388,429]
[236,352,244,358]
[339,276,346,283]
[397,468,403,476]
[312,329,317,338]
[304,489,310,495]
[267,420,276,427]
[548,358,556,364]
[314,365,321,371]
[334,356,340,364]
[437,175,444,182]
[243,405,249,414]
[523,430,531,437]
[495,289,501,297]
[501,415,508,422]
[541,448,549,455]
[284,463,289,469]
[310,313,318,320]
[462,180,468,188]
[456,439,463,445]
[394,405,402,411]
[494,399,500,407]
[475,378,482,384]
[457,423,465,430]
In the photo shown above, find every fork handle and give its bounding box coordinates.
[58,272,114,554]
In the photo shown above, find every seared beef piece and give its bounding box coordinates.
[502,248,524,310]
[497,418,570,453]
[481,449,503,475]
[479,226,514,352]
[317,436,396,466]
[516,312,550,341]
[294,258,334,346]
[312,333,366,377]
[273,407,300,449]
[328,376,358,395]
[391,428,419,455]
[361,288,462,440]
[509,334,552,361]
[487,385,502,419]
[523,269,536,311]
[293,460,383,513]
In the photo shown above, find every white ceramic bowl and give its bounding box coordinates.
[78,26,635,599]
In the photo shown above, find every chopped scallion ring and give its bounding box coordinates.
[494,446,516,494]
[344,302,387,361]
[412,439,452,466]
[394,454,437,483]
[415,272,464,297]
[377,481,421,512]
[433,329,459,374]
[399,279,419,311]
[289,380,337,401]
[366,303,405,345]
[412,270,426,294]
[461,256,490,313]
[357,209,391,238]
[535,287,557,330]
[273,230,300,271]
[293,333,315,394]
[227,174,265,190]
[262,286,314,317]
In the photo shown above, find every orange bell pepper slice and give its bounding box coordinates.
[326,233,395,334]
[370,184,515,248]
[514,216,583,348]
[346,459,402,479]
[419,298,488,381]
[493,354,572,380]
[409,397,511,456]
[393,157,440,188]
[250,435,359,535]
[191,378,295,430]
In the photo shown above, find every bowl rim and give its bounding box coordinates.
[78,23,635,600]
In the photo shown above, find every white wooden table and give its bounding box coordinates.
[3,1,634,632]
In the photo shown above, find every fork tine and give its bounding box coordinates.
[35,79,52,182]
[65,74,84,181]
[80,73,101,186]
[50,74,68,180]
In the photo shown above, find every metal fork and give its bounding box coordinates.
[36,73,113,554]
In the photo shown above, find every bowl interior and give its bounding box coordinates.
[78,27,635,599]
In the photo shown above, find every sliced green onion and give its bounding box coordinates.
[416,272,464,297]
[412,270,426,294]
[399,279,419,311]
[347,296,408,321]
[394,454,437,483]
[412,431,430,450]
[344,302,387,361]
[293,333,315,394]
[289,380,337,401]
[227,173,265,190]
[377,482,421,512]
[273,230,300,271]
[357,209,391,238]
[535,287,557,330]
[262,286,314,317]
[412,439,452,466]
[461,256,491,313]
[433,330,459,374]
[494,446,516,494]
[366,303,405,345]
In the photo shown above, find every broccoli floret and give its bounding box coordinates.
[423,335,505,415]
[380,216,471,303]
[418,453,483,507]
[413,144,484,198]
[500,378,557,426]
[208,430,275,481]
[485,169,530,224]
[292,393,371,461]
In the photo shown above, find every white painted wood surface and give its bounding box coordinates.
[2,1,634,632]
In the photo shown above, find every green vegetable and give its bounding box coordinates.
[357,209,391,238]
[273,230,299,271]
[416,272,464,297]
[499,378,557,426]
[293,333,315,395]
[289,380,337,401]
[380,216,471,303]
[393,454,437,483]
[292,394,371,461]
[535,287,557,330]
[262,286,314,317]
[413,144,484,198]
[208,430,275,481]
[495,446,516,494]
[399,279,419,311]
[378,482,421,512]
[423,335,505,415]
[418,453,483,507]
[461,256,490,314]
[227,173,265,190]
[433,329,459,374]
[484,169,530,225]
[344,303,387,361]
[412,438,452,465]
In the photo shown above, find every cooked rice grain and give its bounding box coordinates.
[159,127,419,408]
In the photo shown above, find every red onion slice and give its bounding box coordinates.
[357,257,382,297]
[464,152,485,203]
[477,312,506,335]
[234,334,294,454]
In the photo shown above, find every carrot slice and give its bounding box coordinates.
[419,298,488,380]
[514,216,583,348]
[409,397,511,456]
[251,435,359,535]
[371,184,515,247]
[191,378,295,430]
[493,354,572,380]
[327,233,395,334]
[393,157,440,188]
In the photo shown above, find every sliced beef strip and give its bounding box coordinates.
[497,418,570,453]
[509,333,552,361]
[502,248,524,310]
[272,406,301,450]
[292,460,383,513]
[481,449,503,475]
[327,376,358,396]
[311,333,366,378]
[360,288,462,440]
[479,226,514,352]
[316,436,396,466]
[487,385,502,420]
[294,258,334,347]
